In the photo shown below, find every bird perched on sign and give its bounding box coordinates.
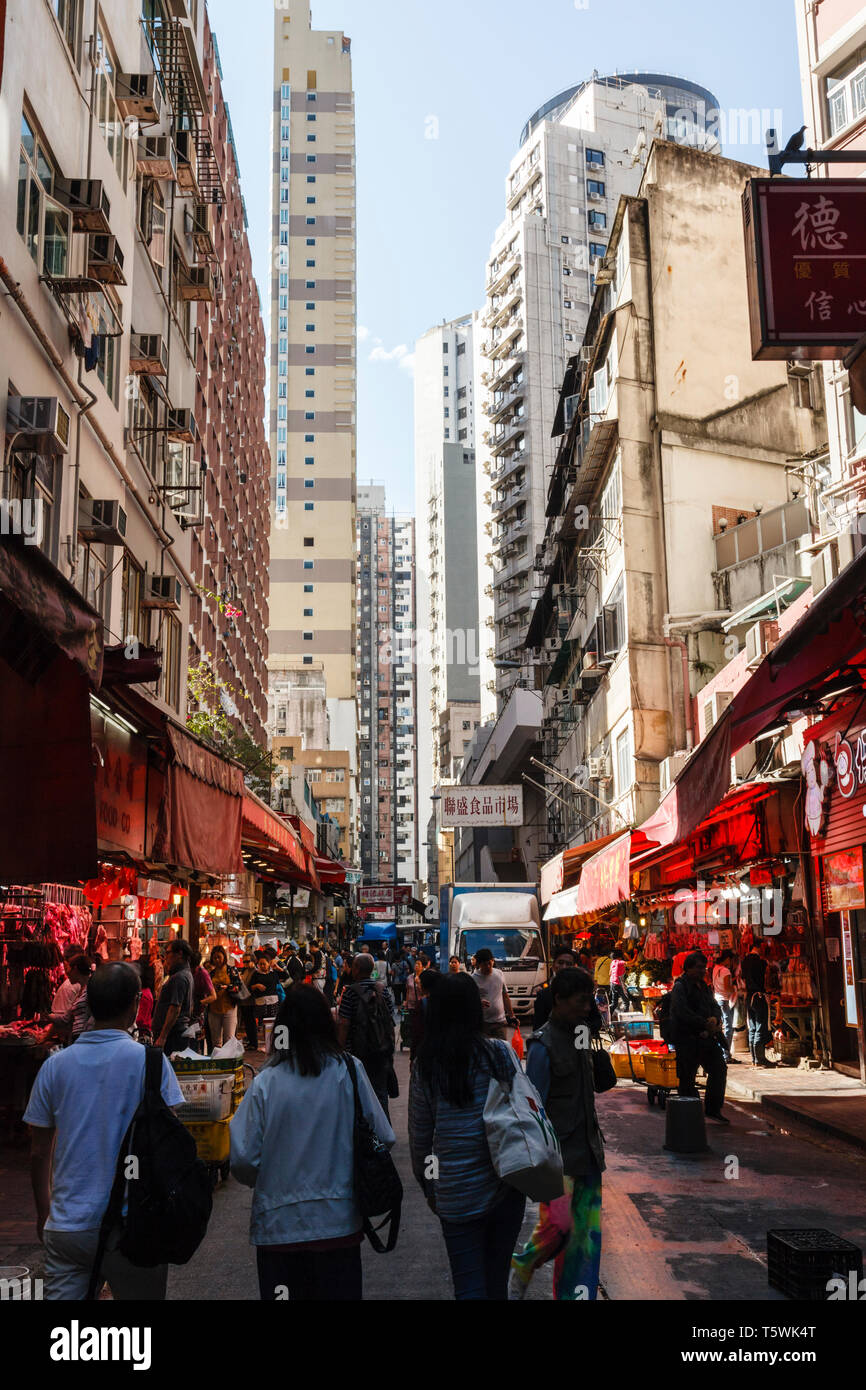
[784,125,808,152]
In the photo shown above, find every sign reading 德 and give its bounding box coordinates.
[743,179,866,360]
[439,786,523,828]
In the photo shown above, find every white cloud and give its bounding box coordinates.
[369,342,409,364]
[357,325,371,342]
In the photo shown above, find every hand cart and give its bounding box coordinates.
[172,1056,254,1188]
[643,1051,679,1108]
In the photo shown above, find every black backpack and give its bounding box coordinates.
[349,984,394,1062]
[87,1047,212,1297]
[345,1054,402,1253]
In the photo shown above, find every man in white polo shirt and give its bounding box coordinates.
[24,961,184,1300]
[471,948,517,1041]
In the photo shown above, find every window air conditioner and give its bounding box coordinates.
[659,752,691,796]
[136,137,177,181]
[166,409,198,444]
[179,264,215,302]
[142,575,182,610]
[589,754,612,783]
[78,499,128,546]
[116,72,163,124]
[87,234,126,285]
[54,178,111,233]
[174,130,198,192]
[6,397,71,455]
[129,333,168,377]
[745,619,780,670]
[703,690,733,733]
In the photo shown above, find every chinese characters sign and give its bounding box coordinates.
[743,179,866,360]
[90,710,148,856]
[439,786,524,828]
[359,886,413,906]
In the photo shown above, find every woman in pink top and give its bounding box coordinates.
[609,949,629,1014]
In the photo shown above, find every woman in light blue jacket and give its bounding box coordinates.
[231,985,395,1301]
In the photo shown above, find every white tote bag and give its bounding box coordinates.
[483,1054,564,1203]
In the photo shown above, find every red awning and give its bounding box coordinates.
[639,548,866,850]
[314,854,348,886]
[153,724,244,876]
[573,832,633,914]
[288,814,317,856]
[0,533,103,686]
[242,794,307,875]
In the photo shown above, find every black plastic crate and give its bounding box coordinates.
[768,1229,862,1301]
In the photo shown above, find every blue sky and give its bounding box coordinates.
[207,0,806,514]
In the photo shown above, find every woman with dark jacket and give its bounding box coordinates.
[408,973,525,1300]
[510,969,605,1301]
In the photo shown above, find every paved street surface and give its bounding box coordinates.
[167,1051,866,1302]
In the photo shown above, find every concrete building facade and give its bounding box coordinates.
[267,1,357,840]
[479,74,720,706]
[356,484,419,888]
[527,141,826,854]
[1,0,265,738]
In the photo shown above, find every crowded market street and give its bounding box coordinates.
[96,1050,866,1302]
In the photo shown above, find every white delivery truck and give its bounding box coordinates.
[438,883,547,1020]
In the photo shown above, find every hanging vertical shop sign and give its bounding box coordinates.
[839,911,860,1028]
[90,708,148,857]
[824,848,866,913]
[744,179,866,360]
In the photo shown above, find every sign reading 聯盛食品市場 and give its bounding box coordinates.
[440,786,523,828]
[743,179,866,360]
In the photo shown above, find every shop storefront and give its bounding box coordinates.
[801,697,866,1081]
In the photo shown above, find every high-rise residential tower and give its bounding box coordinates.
[356,486,419,889]
[268,1,358,835]
[414,315,482,820]
[479,74,719,704]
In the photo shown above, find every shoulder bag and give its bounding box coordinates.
[345,1054,402,1254]
[483,1047,564,1204]
[590,1037,618,1093]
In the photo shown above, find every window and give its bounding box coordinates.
[305,479,314,488]
[589,242,607,260]
[306,259,316,267]
[303,632,313,641]
[587,179,606,198]
[307,114,316,122]
[304,584,314,593]
[564,299,573,309]
[305,502,314,511]
[121,553,146,644]
[308,134,316,143]
[305,390,315,398]
[588,210,607,229]
[95,25,128,189]
[17,114,70,276]
[305,456,315,465]
[303,537,314,547]
[586,148,605,166]
[303,656,313,666]
[827,48,866,136]
[457,342,466,356]
[304,561,314,570]
[51,0,81,58]
[161,614,182,711]
[616,725,633,797]
[306,197,316,205]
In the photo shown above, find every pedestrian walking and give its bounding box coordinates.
[391,951,410,1005]
[448,955,463,974]
[593,948,612,1010]
[712,950,740,1063]
[669,951,729,1122]
[207,945,241,1048]
[239,954,259,1051]
[248,951,280,1052]
[135,962,156,1046]
[608,948,630,1015]
[336,953,396,1117]
[191,951,217,1054]
[231,985,394,1302]
[471,948,517,1041]
[743,941,776,1068]
[510,969,605,1301]
[409,973,526,1301]
[152,938,195,1056]
[24,963,184,1299]
[532,949,576,1029]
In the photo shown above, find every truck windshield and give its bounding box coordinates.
[460,929,544,963]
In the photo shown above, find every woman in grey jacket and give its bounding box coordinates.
[408,973,526,1300]
[231,985,394,1301]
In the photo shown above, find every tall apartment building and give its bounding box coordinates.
[414,315,482,850]
[479,74,720,705]
[1,0,268,730]
[356,485,419,888]
[795,1,866,583]
[268,1,358,828]
[190,16,270,745]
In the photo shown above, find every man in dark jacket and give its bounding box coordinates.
[669,952,728,1122]
[743,942,775,1068]
[510,969,605,1302]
